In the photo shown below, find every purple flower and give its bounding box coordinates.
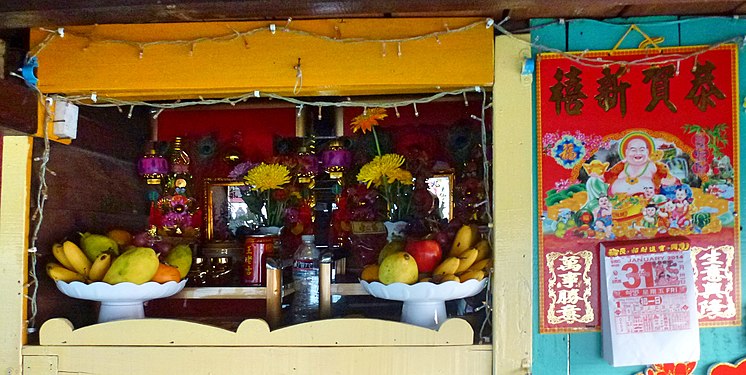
[228,161,257,179]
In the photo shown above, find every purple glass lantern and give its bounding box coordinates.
[297,146,320,184]
[322,139,352,179]
[137,147,169,185]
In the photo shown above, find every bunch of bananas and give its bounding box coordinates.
[46,241,112,283]
[424,225,492,283]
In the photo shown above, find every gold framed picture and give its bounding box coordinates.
[203,178,260,240]
[425,173,454,221]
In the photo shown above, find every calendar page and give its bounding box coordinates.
[600,237,699,367]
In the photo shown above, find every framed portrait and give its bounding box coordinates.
[426,173,454,221]
[203,178,260,240]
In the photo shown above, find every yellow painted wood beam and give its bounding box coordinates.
[30,18,494,100]
[0,136,33,373]
[492,35,533,375]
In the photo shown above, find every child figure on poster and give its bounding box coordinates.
[640,204,658,229]
[593,195,614,239]
[656,199,675,233]
[671,184,693,229]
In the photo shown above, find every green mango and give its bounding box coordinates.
[165,244,192,279]
[103,247,159,284]
[80,232,119,262]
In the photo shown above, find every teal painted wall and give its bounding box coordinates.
[531,17,746,375]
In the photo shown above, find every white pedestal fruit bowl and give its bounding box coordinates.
[55,279,187,323]
[360,278,487,329]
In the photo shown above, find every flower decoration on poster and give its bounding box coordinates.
[708,357,746,375]
[635,362,697,375]
[537,45,740,333]
[550,135,587,169]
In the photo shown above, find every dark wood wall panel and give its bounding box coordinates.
[619,2,739,17]
[28,106,150,341]
[3,0,746,30]
[0,79,37,135]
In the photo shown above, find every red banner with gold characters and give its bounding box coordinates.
[536,45,740,333]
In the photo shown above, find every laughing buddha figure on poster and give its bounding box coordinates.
[604,131,678,197]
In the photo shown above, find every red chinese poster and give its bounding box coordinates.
[537,45,740,333]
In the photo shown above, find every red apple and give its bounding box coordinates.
[405,239,442,273]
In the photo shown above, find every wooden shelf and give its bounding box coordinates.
[173,286,271,299]
[331,282,368,296]
[171,282,367,299]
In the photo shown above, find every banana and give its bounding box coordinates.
[459,269,485,282]
[449,225,474,257]
[88,253,113,282]
[432,273,460,283]
[46,262,85,283]
[62,241,92,277]
[455,248,478,273]
[469,224,481,244]
[432,256,460,276]
[474,239,491,262]
[468,258,492,272]
[52,243,75,271]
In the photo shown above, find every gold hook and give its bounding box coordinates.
[611,24,664,52]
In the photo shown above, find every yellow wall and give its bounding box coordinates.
[1,136,32,374]
[492,35,533,374]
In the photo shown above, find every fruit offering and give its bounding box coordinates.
[46,229,192,285]
[363,224,492,285]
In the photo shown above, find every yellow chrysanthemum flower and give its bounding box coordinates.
[350,108,388,134]
[387,168,414,185]
[357,154,406,188]
[244,163,291,192]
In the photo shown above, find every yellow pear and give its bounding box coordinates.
[377,239,406,264]
[378,252,418,285]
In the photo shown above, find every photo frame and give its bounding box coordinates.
[426,173,454,221]
[203,178,259,240]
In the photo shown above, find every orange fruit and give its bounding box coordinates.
[151,263,182,283]
[360,264,380,282]
[106,229,132,248]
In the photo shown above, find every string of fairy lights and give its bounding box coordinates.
[28,18,491,61]
[25,85,54,334]
[28,15,746,70]
[21,13,741,337]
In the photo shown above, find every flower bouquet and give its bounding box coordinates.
[241,162,292,229]
[357,153,415,223]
